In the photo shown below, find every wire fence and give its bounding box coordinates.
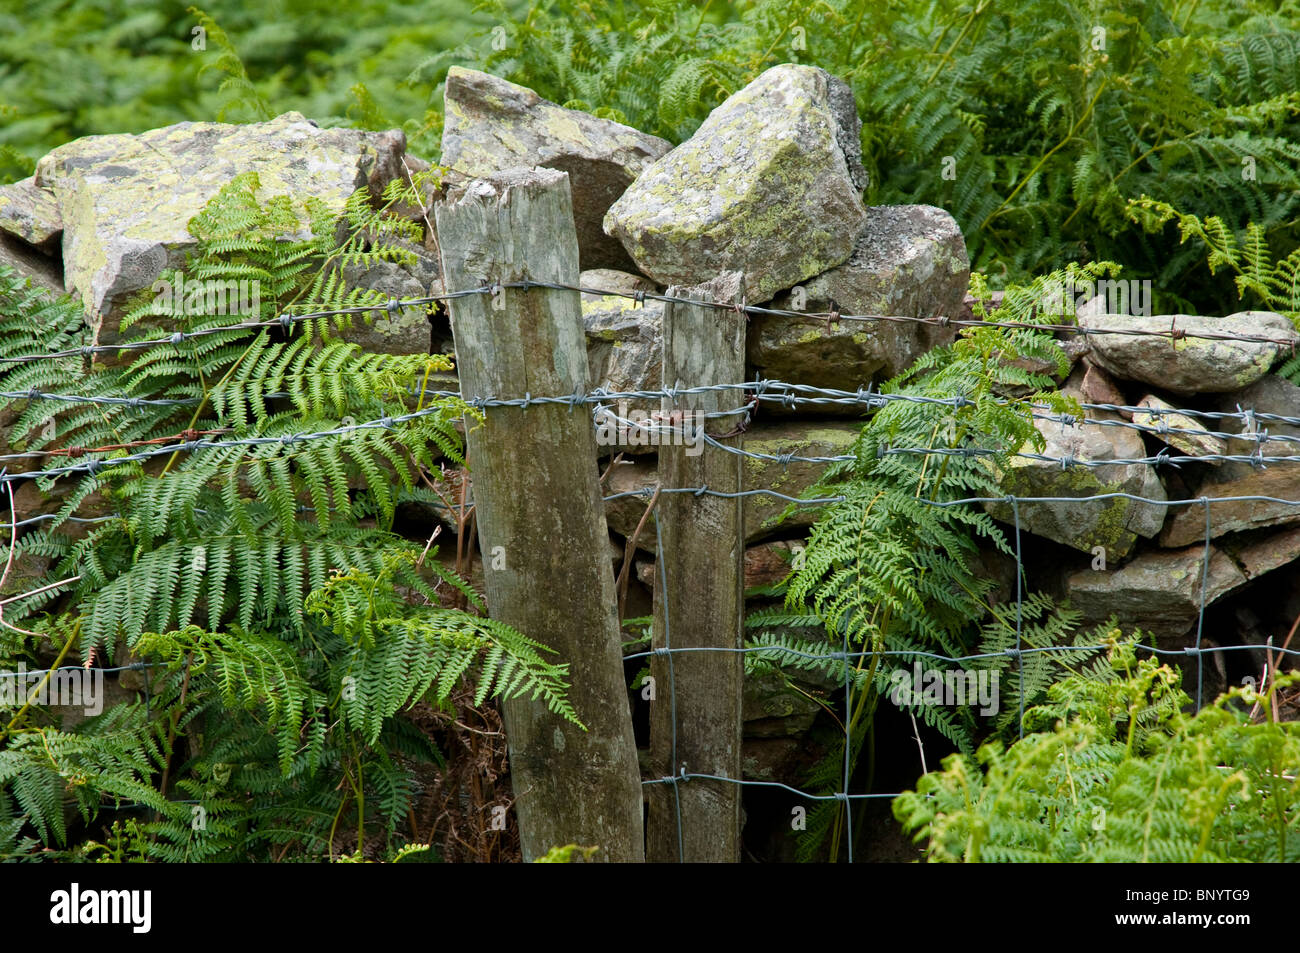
[3,279,1299,861]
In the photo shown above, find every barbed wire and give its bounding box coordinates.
[0,389,199,409]
[3,390,1300,498]
[0,289,489,366]
[501,279,1300,348]
[5,281,1300,864]
[594,403,1295,470]
[2,278,1296,372]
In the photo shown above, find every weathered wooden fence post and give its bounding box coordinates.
[435,167,644,862]
[647,272,747,862]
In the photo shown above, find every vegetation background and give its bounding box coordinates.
[4,0,1300,310]
[2,0,1299,863]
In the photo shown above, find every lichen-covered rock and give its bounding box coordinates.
[1133,393,1225,463]
[751,205,967,389]
[441,67,671,272]
[741,420,857,540]
[1066,544,1244,640]
[1079,311,1297,394]
[339,262,429,354]
[1160,375,1300,546]
[604,64,867,303]
[581,268,662,396]
[1067,524,1300,640]
[743,672,822,737]
[0,177,62,250]
[984,377,1166,560]
[33,112,408,347]
[604,419,858,546]
[336,237,441,354]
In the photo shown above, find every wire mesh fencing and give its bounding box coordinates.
[2,279,1298,860]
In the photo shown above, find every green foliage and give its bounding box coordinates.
[894,643,1300,862]
[1128,196,1300,384]
[0,163,568,861]
[304,552,580,738]
[0,0,492,178]
[6,1,1297,300]
[759,264,1104,860]
[189,6,274,122]
[977,594,1138,738]
[533,842,600,862]
[1129,196,1300,318]
[453,0,1300,304]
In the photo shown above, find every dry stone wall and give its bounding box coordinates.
[3,62,1299,777]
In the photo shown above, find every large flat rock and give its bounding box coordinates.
[1079,311,1297,395]
[33,112,407,347]
[604,64,867,303]
[1067,523,1300,640]
[984,376,1166,561]
[1067,544,1244,641]
[1161,375,1300,546]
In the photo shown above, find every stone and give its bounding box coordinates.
[743,671,822,737]
[581,268,655,299]
[984,376,1166,561]
[1062,337,1092,362]
[1080,360,1127,411]
[1079,311,1297,395]
[33,112,408,348]
[0,550,53,601]
[0,234,64,298]
[118,664,148,693]
[1223,523,1300,581]
[750,205,967,390]
[0,177,62,250]
[604,64,867,303]
[1160,375,1300,546]
[581,268,663,417]
[440,67,671,272]
[1067,523,1300,641]
[603,419,859,547]
[603,456,660,548]
[1066,544,1244,641]
[335,237,442,354]
[739,420,858,541]
[1133,394,1226,462]
[743,539,803,590]
[1075,292,1108,320]
[742,737,816,783]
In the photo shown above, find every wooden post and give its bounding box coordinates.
[435,168,644,862]
[647,272,747,862]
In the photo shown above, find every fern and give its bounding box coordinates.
[0,148,548,862]
[770,264,1103,861]
[976,593,1140,738]
[895,643,1300,862]
[304,551,581,741]
[1129,196,1300,384]
[189,6,273,123]
[445,0,1300,306]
